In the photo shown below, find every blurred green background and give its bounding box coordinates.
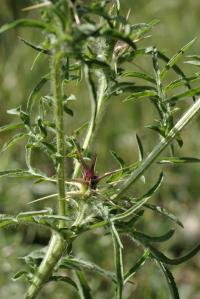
[0,1,200,298]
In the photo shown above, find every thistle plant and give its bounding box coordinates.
[0,1,200,299]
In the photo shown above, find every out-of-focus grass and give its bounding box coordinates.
[0,1,200,298]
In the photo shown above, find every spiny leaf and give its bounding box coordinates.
[27,76,49,113]
[111,222,124,299]
[1,133,28,152]
[49,275,77,290]
[165,74,200,92]
[166,86,200,103]
[136,134,144,161]
[131,19,159,41]
[131,229,175,243]
[111,197,148,222]
[0,19,57,35]
[158,156,200,164]
[12,271,30,281]
[59,257,116,282]
[0,209,52,229]
[124,250,149,283]
[121,71,156,84]
[110,83,156,96]
[110,151,125,168]
[123,90,157,101]
[112,173,163,221]
[19,37,51,55]
[75,271,93,299]
[0,215,15,228]
[141,172,163,197]
[17,210,52,218]
[0,169,32,178]
[148,243,200,265]
[185,60,200,66]
[0,122,24,134]
[102,28,136,51]
[122,210,144,227]
[158,262,180,299]
[144,203,183,228]
[37,118,48,138]
[135,47,195,101]
[160,38,197,80]
[63,105,74,117]
[6,106,30,126]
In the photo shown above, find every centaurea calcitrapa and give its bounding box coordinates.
[0,1,200,299]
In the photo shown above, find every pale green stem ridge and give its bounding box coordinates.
[25,52,66,299]
[114,97,200,199]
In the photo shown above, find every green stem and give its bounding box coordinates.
[53,51,66,226]
[25,233,64,299]
[24,52,66,299]
[114,97,200,199]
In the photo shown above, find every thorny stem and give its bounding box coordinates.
[114,97,200,199]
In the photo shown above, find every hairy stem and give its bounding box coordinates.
[25,52,66,299]
[114,97,200,199]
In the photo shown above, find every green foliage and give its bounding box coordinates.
[0,1,200,299]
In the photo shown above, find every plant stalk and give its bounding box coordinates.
[53,51,66,226]
[114,98,200,199]
[25,52,66,299]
